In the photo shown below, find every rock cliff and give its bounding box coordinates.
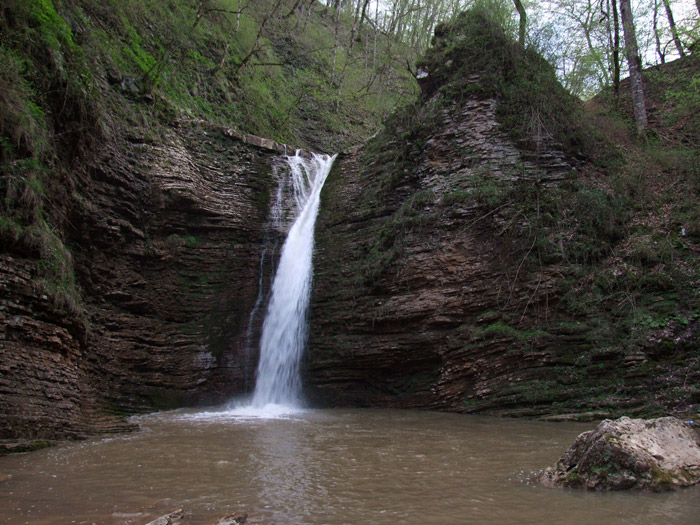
[305,10,700,417]
[306,86,578,412]
[1,124,284,442]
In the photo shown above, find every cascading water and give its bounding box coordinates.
[240,163,288,391]
[250,151,336,410]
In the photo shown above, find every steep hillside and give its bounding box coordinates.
[307,8,700,419]
[0,0,417,446]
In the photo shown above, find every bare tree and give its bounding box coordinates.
[661,0,686,57]
[653,0,665,64]
[513,0,527,46]
[233,0,285,76]
[609,0,621,93]
[619,0,648,136]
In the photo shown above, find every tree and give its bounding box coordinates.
[513,0,527,45]
[653,0,665,64]
[619,0,648,136]
[609,0,621,93]
[661,0,686,57]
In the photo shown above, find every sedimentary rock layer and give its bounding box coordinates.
[0,124,282,440]
[306,89,580,412]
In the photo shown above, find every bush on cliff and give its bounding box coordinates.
[415,4,604,161]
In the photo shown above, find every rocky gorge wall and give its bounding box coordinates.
[304,8,700,420]
[1,124,285,443]
[305,73,699,418]
[305,86,581,414]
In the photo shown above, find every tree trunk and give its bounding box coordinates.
[357,0,371,35]
[611,0,621,94]
[662,0,685,57]
[302,0,314,31]
[513,0,526,46]
[234,0,283,76]
[349,0,367,52]
[653,0,665,63]
[619,0,648,136]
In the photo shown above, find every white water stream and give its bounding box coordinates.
[247,151,336,412]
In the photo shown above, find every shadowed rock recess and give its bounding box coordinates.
[1,124,283,442]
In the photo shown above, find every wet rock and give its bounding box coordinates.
[216,513,248,524]
[539,416,700,490]
[146,509,184,525]
[0,123,284,441]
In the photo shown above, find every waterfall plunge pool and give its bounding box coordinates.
[2,408,699,524]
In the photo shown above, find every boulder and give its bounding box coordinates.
[540,416,700,490]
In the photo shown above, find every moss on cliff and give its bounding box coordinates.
[415,6,612,163]
[310,7,700,418]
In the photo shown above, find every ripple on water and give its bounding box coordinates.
[1,409,700,525]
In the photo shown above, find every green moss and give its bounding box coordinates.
[355,190,437,287]
[649,464,678,491]
[27,0,76,52]
[31,221,83,315]
[416,5,601,160]
[565,471,583,487]
[0,439,53,455]
[476,321,548,341]
[166,233,204,248]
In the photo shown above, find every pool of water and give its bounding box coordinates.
[1,408,699,524]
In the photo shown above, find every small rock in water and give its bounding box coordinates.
[146,509,184,525]
[539,416,700,491]
[216,512,247,524]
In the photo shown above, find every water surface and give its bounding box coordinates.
[1,408,698,524]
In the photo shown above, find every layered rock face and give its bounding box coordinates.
[305,90,578,412]
[1,124,283,440]
[540,417,700,490]
[305,11,700,417]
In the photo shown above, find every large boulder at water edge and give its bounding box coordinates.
[539,416,700,490]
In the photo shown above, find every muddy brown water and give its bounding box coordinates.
[1,408,699,524]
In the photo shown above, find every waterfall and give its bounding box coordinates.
[242,247,266,392]
[240,162,288,391]
[250,151,336,409]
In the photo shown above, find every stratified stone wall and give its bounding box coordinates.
[0,124,285,441]
[306,89,582,413]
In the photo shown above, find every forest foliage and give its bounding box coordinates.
[0,0,418,311]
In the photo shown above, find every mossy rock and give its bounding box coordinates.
[540,416,700,491]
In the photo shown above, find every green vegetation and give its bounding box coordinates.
[416,5,609,160]
[345,6,700,417]
[0,0,417,317]
[50,0,415,149]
